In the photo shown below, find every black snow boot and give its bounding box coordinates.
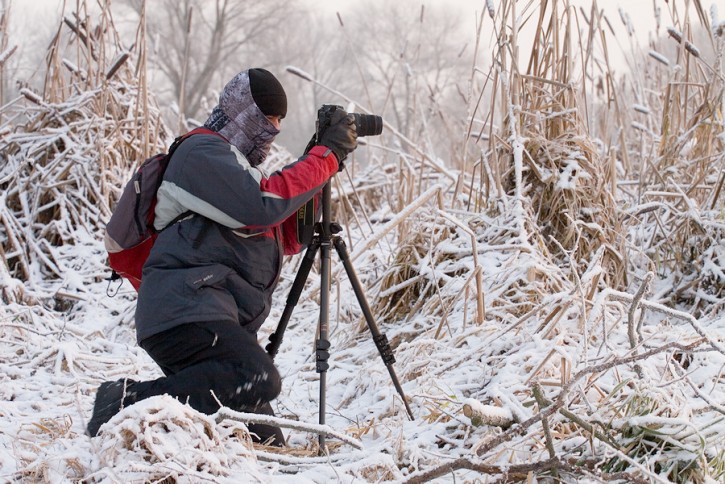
[86,378,137,437]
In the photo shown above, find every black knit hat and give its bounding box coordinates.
[248,68,287,118]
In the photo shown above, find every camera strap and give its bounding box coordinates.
[296,198,316,246]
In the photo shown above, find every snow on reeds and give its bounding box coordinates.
[0,2,170,306]
[0,0,723,482]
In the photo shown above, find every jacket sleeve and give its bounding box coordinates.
[155,135,338,230]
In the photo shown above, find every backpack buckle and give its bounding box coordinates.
[105,271,123,297]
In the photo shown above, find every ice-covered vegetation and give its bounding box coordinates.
[0,1,723,482]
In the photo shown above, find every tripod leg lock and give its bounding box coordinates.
[265,333,279,358]
[316,338,331,372]
[374,333,396,365]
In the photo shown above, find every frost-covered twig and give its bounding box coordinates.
[0,44,17,67]
[347,184,444,264]
[19,88,44,106]
[628,272,653,377]
[255,448,367,465]
[405,455,652,484]
[435,210,485,323]
[477,340,704,454]
[214,408,363,450]
[405,456,565,484]
[604,289,725,355]
[670,359,725,415]
[532,383,556,461]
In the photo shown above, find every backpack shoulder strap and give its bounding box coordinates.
[158,127,228,236]
[167,127,227,156]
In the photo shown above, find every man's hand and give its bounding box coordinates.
[319,109,358,167]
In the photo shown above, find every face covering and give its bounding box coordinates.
[203,70,280,167]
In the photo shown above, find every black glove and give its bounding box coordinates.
[319,109,358,166]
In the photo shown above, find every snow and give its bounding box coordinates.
[554,157,589,191]
[648,50,671,66]
[2,241,723,481]
[633,104,650,115]
[462,398,514,423]
[0,45,17,65]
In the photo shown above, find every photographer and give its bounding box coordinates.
[87,68,358,446]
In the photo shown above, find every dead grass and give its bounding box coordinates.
[0,1,169,302]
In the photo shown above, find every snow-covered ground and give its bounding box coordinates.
[1,170,723,482]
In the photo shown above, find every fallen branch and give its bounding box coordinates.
[255,448,366,465]
[404,455,651,484]
[474,340,705,457]
[404,457,564,483]
[532,383,557,464]
[598,289,725,355]
[462,399,515,428]
[214,408,363,450]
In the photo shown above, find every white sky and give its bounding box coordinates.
[5,0,718,79]
[7,0,702,42]
[5,0,684,53]
[7,0,663,36]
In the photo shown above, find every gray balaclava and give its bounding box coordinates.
[204,69,287,167]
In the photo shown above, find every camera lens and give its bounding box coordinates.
[352,113,383,137]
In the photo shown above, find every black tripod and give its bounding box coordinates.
[266,182,414,449]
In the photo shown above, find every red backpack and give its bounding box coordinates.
[104,127,223,291]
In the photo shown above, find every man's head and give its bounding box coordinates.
[204,68,287,166]
[248,68,287,128]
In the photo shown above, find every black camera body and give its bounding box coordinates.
[316,104,383,139]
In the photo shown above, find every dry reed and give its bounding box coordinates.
[0,1,169,303]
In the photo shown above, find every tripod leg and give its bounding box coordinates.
[317,237,333,450]
[266,240,320,359]
[333,237,415,420]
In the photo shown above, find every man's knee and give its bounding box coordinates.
[250,362,281,402]
[224,359,281,406]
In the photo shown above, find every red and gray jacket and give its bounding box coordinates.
[134,133,338,342]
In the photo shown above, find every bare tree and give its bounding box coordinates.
[257,7,349,150]
[119,0,474,159]
[263,2,477,161]
[312,1,474,161]
[124,0,296,125]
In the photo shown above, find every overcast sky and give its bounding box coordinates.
[7,0,665,37]
[5,0,715,83]
[5,0,680,51]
